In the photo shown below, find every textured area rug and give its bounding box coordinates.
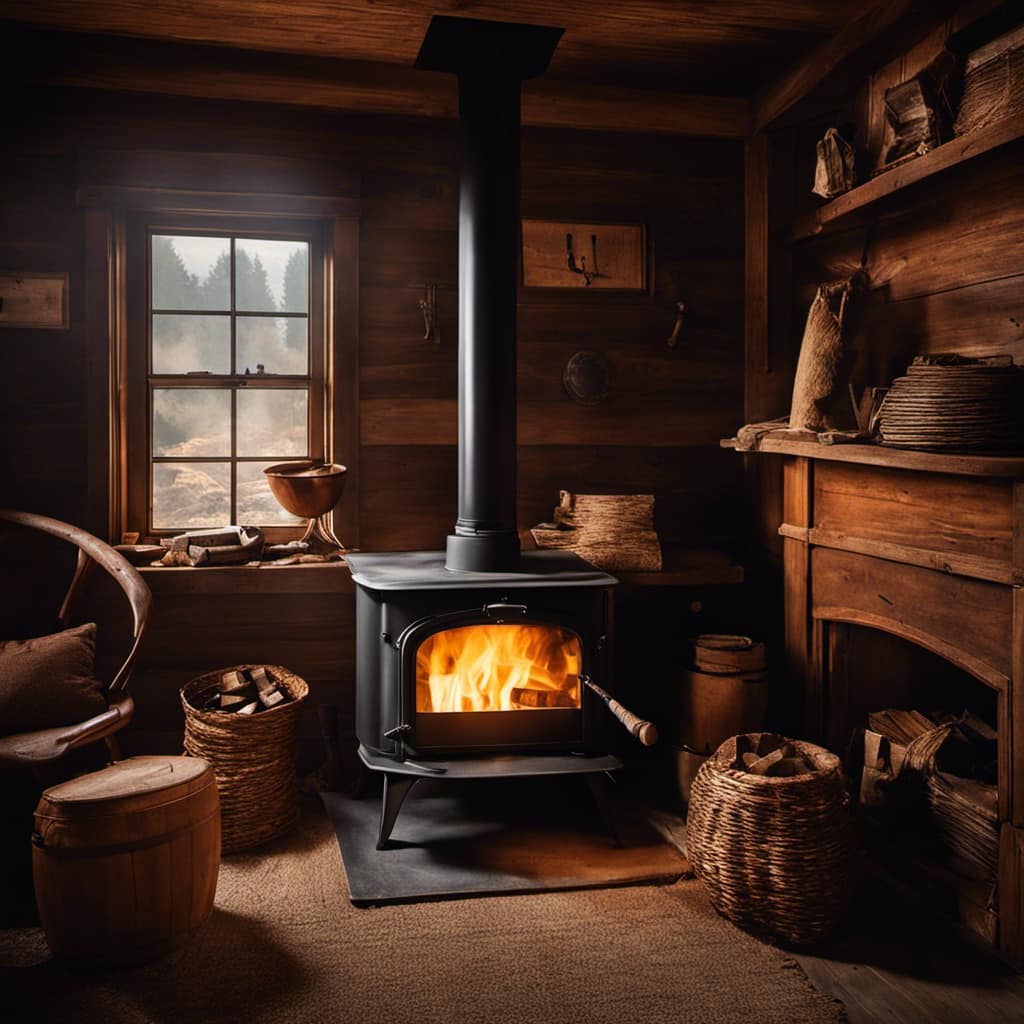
[1,805,846,1024]
[323,774,687,904]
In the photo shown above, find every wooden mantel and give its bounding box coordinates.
[734,439,1024,965]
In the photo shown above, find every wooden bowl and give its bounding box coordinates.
[263,461,348,519]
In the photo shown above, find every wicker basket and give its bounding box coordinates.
[181,665,308,854]
[686,732,857,945]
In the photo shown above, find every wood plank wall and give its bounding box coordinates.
[0,86,745,765]
[745,10,1024,557]
[792,141,1024,387]
[785,18,1024,408]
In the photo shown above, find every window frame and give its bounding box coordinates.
[125,211,329,543]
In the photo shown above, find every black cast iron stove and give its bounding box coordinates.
[348,550,620,846]
[348,16,626,849]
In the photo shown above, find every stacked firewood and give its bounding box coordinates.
[861,708,998,880]
[530,491,662,571]
[730,733,813,778]
[204,666,293,715]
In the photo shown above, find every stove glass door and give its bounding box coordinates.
[415,623,582,714]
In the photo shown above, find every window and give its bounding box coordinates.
[125,215,327,538]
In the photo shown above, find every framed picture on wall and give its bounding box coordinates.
[0,272,69,329]
[521,220,647,291]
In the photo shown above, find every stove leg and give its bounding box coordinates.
[377,774,417,849]
[585,771,621,848]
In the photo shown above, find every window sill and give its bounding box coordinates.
[138,561,354,595]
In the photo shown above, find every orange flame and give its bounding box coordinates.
[416,624,581,713]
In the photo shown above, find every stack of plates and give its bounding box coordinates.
[877,359,1024,452]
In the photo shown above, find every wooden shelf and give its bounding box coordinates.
[138,551,743,593]
[722,435,1024,478]
[790,114,1024,241]
[616,548,744,587]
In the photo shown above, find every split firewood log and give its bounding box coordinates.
[220,692,253,711]
[747,745,795,775]
[219,669,250,694]
[731,735,813,775]
[510,686,576,709]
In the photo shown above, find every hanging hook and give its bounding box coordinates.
[418,283,439,345]
[566,233,601,286]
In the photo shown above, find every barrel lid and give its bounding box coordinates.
[42,756,211,805]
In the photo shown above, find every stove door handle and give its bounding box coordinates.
[483,602,528,619]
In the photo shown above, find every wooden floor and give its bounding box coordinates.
[646,804,1024,1024]
[793,867,1024,1024]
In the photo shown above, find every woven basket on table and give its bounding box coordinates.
[686,732,857,946]
[181,665,308,854]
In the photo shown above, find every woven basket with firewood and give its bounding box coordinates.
[686,732,857,946]
[181,665,308,853]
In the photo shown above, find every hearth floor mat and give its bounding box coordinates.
[321,774,688,906]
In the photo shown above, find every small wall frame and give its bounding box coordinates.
[521,220,646,291]
[0,272,69,329]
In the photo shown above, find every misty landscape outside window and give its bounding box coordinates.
[149,233,311,530]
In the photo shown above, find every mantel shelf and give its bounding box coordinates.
[722,435,1024,478]
[790,113,1024,242]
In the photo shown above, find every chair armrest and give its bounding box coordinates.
[0,694,135,766]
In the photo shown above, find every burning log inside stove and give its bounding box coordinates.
[510,686,578,709]
[416,624,582,713]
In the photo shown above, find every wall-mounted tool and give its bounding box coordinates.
[419,283,440,345]
[563,349,611,405]
[566,232,601,286]
[666,300,688,349]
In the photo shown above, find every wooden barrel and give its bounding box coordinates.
[679,668,769,754]
[32,755,220,966]
[688,634,766,674]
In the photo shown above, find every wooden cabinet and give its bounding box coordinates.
[771,440,1024,964]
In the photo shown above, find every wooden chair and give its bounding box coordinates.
[0,510,152,766]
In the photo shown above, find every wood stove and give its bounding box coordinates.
[348,550,621,846]
[349,17,640,848]
[351,551,615,758]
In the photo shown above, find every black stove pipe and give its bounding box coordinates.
[416,17,563,573]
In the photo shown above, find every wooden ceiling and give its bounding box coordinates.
[7,0,946,137]
[7,1,869,96]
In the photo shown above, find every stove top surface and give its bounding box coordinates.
[346,549,617,591]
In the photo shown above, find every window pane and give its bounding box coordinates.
[236,316,308,375]
[152,235,230,311]
[152,388,231,457]
[236,462,304,526]
[152,462,230,529]
[152,314,230,374]
[237,389,307,456]
[236,239,308,313]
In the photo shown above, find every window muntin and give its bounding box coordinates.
[145,230,316,533]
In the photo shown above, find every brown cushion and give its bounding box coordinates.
[0,623,107,735]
